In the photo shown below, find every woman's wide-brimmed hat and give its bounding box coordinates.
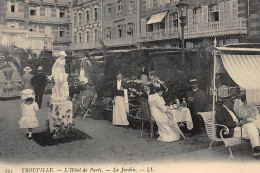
[23,66,32,72]
[37,66,43,71]
[59,51,67,57]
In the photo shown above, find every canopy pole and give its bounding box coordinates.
[212,37,217,136]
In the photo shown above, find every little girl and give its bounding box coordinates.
[19,89,39,139]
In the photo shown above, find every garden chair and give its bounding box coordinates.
[137,98,156,138]
[80,93,97,118]
[198,111,247,158]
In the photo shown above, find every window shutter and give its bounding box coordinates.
[219,2,225,21]
[133,22,136,35]
[188,9,193,25]
[36,7,40,16]
[231,0,238,19]
[57,8,60,17]
[15,22,19,29]
[146,0,149,9]
[150,0,153,8]
[15,2,18,12]
[202,5,208,23]
[123,24,126,37]
[113,2,116,17]
[74,14,77,27]
[112,26,116,38]
[98,7,101,21]
[133,0,136,12]
[225,1,231,20]
[141,18,147,38]
[7,1,11,12]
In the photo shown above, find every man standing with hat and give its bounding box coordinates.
[216,95,260,156]
[186,78,207,135]
[31,66,47,109]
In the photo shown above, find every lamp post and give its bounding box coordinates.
[44,34,48,51]
[175,0,188,65]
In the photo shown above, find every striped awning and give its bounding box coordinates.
[220,53,260,105]
[147,12,168,25]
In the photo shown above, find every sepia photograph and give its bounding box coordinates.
[1,0,260,172]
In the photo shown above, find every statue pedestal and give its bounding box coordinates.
[48,100,74,138]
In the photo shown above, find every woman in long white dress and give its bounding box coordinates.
[148,85,180,142]
[48,51,69,102]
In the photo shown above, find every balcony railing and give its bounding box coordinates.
[6,12,24,20]
[29,15,69,24]
[58,0,69,6]
[145,28,179,41]
[28,0,42,4]
[56,37,70,44]
[70,41,101,50]
[43,0,55,5]
[104,35,140,47]
[184,18,247,39]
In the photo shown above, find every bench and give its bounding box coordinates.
[198,111,247,158]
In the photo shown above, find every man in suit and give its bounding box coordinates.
[31,66,47,109]
[111,73,129,129]
[186,78,207,135]
[216,96,260,156]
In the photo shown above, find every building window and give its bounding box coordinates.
[85,31,89,42]
[117,0,122,14]
[60,9,65,18]
[106,27,112,39]
[117,25,122,38]
[94,8,98,21]
[209,4,219,22]
[30,7,36,16]
[59,27,66,37]
[78,13,82,25]
[127,22,134,36]
[129,0,134,11]
[146,0,153,9]
[86,11,89,23]
[78,33,82,43]
[107,3,112,15]
[93,29,98,41]
[160,18,165,29]
[11,2,15,12]
[172,12,178,28]
[29,25,37,32]
[194,8,202,24]
[147,24,153,32]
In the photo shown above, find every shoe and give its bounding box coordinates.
[26,133,29,137]
[252,147,260,156]
[28,137,32,140]
[123,125,129,129]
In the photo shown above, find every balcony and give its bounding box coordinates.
[43,0,55,5]
[29,15,70,24]
[184,18,247,39]
[70,41,101,50]
[145,28,179,42]
[104,35,140,47]
[57,0,69,7]
[28,0,42,4]
[6,12,24,20]
[56,37,70,44]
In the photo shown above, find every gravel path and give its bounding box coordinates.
[0,94,211,165]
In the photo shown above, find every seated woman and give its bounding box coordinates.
[73,83,96,118]
[148,84,180,142]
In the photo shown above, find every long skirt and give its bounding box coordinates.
[113,96,129,125]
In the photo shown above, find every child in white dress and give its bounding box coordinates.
[19,89,39,139]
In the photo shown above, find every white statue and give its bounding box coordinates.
[48,51,69,102]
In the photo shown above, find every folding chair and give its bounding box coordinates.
[80,93,97,118]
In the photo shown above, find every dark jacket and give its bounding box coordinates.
[111,80,128,99]
[216,105,240,138]
[31,72,47,92]
[186,88,207,114]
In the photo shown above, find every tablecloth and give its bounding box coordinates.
[168,108,193,130]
